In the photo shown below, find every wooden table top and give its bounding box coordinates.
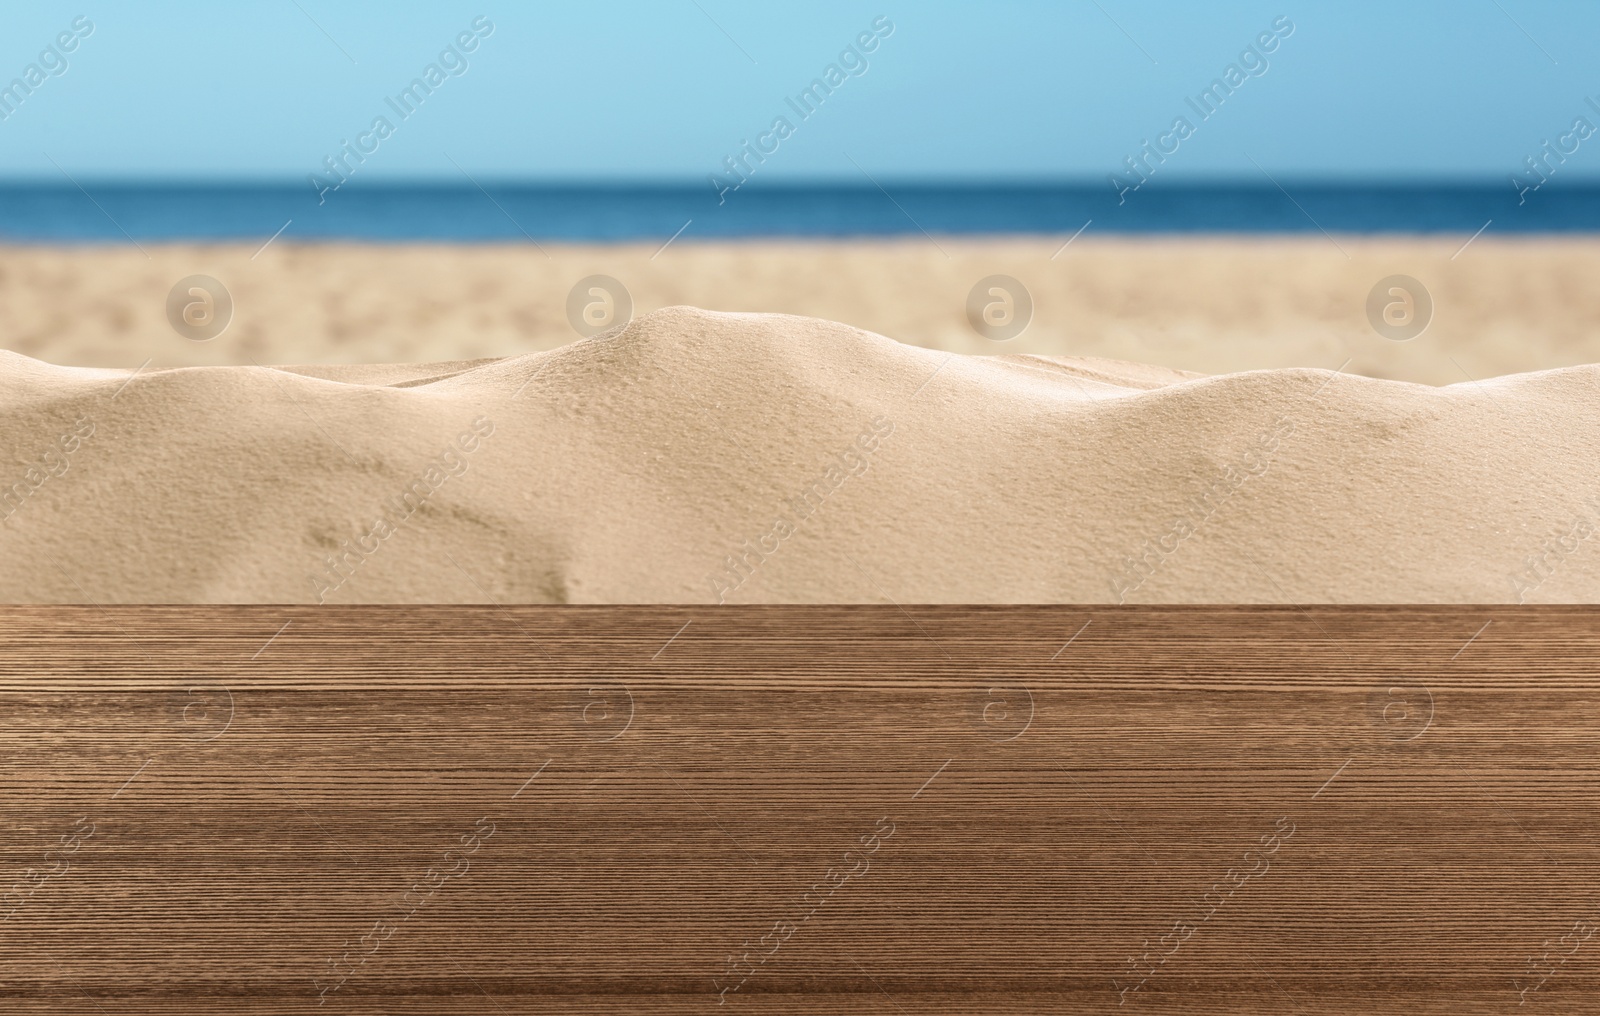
[0,606,1594,1013]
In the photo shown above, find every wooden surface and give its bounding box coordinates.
[1,605,1597,1013]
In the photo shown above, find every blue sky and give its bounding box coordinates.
[0,1,1596,181]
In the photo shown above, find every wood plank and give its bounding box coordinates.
[0,606,1595,1013]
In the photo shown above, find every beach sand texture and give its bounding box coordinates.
[2,305,1596,603]
[5,237,1600,385]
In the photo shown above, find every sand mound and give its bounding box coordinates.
[1,307,1596,603]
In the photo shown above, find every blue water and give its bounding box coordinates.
[0,181,1594,241]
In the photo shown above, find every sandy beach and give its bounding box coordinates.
[5,236,1600,385]
[3,299,1598,604]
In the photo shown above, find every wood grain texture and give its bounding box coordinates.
[0,605,1596,1013]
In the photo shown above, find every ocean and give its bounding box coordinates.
[0,181,1595,242]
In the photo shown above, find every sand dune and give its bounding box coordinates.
[2,306,1597,603]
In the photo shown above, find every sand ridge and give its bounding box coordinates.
[1,306,1597,603]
